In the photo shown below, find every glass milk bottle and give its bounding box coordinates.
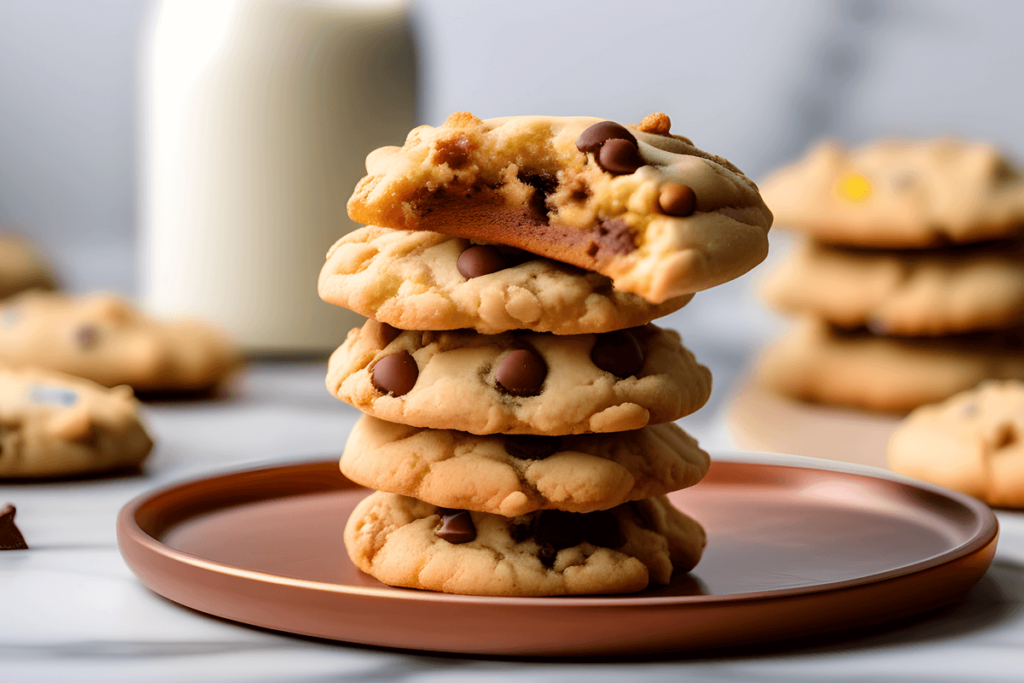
[140,0,416,354]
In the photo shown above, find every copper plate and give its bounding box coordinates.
[117,454,998,656]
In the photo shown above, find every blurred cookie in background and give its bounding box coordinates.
[0,291,241,394]
[0,234,58,300]
[0,366,153,478]
[889,380,1024,507]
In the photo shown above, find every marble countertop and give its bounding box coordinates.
[4,281,1024,680]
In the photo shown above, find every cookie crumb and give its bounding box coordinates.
[637,112,672,135]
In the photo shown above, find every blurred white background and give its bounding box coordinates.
[2,0,1023,293]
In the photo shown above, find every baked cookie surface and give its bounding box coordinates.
[761,239,1024,335]
[888,380,1024,507]
[0,235,57,300]
[757,319,1024,413]
[327,320,712,435]
[762,139,1024,247]
[0,291,240,392]
[345,491,705,596]
[0,366,153,478]
[347,112,772,304]
[341,415,709,516]
[319,226,691,334]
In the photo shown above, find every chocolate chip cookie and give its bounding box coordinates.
[888,380,1024,507]
[345,491,706,596]
[762,139,1024,247]
[319,226,691,334]
[0,291,241,392]
[757,318,1024,412]
[761,239,1024,336]
[0,366,153,478]
[341,415,709,516]
[327,319,712,435]
[0,235,57,300]
[347,112,772,303]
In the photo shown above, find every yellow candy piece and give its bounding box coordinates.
[837,173,872,201]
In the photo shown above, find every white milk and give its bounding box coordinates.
[140,0,416,354]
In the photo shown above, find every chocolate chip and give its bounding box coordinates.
[457,245,507,279]
[495,245,538,268]
[75,325,98,350]
[576,121,637,155]
[370,351,418,396]
[537,542,558,567]
[495,348,547,397]
[435,509,476,544]
[598,138,645,175]
[535,509,623,552]
[588,218,635,259]
[366,320,401,348]
[504,435,563,460]
[510,522,534,544]
[0,504,28,550]
[591,330,644,378]
[658,182,697,217]
[519,171,558,221]
[435,136,472,169]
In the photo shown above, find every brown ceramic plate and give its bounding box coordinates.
[117,454,997,656]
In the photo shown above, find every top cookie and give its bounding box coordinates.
[762,139,1024,248]
[0,291,241,392]
[347,112,772,304]
[319,226,691,334]
[888,380,1024,507]
[1,235,57,300]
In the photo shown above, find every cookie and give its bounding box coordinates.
[888,381,1024,507]
[318,225,691,335]
[762,139,1024,247]
[0,291,240,392]
[327,319,712,435]
[345,491,705,596]
[757,318,1024,412]
[0,366,153,478]
[761,239,1024,335]
[341,415,709,516]
[1,235,57,300]
[347,112,772,304]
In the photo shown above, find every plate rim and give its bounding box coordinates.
[117,451,999,608]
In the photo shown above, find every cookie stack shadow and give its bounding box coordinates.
[317,113,773,596]
[757,140,1024,413]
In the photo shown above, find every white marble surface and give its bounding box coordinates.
[3,352,1024,681]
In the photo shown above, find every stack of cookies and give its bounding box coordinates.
[758,140,1024,413]
[319,113,773,596]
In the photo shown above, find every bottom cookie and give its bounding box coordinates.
[757,318,1024,412]
[889,380,1024,507]
[345,491,705,596]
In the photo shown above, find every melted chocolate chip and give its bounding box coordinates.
[367,320,401,348]
[519,171,558,221]
[436,137,472,169]
[534,509,624,552]
[576,121,637,155]
[598,138,644,175]
[457,245,507,279]
[658,182,697,217]
[588,219,635,259]
[0,503,28,550]
[510,522,533,544]
[435,509,476,544]
[495,348,547,397]
[504,435,563,461]
[370,351,418,396]
[75,325,98,350]
[591,330,644,378]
